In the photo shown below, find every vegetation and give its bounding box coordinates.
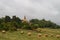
[0,15,60,31]
[0,28,60,40]
[0,15,60,40]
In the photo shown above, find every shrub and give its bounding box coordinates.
[22,24,32,30]
[31,24,39,30]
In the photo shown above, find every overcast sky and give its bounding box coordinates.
[0,0,60,25]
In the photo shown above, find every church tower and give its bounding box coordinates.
[24,16,26,20]
[22,16,28,23]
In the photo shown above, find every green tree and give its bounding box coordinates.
[5,16,11,23]
[11,16,22,28]
[30,19,40,24]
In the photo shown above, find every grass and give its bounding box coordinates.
[0,28,60,40]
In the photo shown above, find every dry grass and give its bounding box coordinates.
[0,28,60,40]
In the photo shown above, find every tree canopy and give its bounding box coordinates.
[0,16,60,31]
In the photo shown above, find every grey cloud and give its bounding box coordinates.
[0,0,60,25]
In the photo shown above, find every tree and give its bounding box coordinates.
[30,19,40,24]
[12,16,22,23]
[5,16,11,23]
[31,24,39,30]
[22,22,32,30]
[11,16,22,28]
[1,22,17,31]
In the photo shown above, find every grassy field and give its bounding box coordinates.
[0,28,60,40]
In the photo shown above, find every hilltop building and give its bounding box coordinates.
[22,16,28,23]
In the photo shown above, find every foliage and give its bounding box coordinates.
[30,19,60,29]
[22,22,32,30]
[0,16,60,31]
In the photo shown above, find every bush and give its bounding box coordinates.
[31,24,39,30]
[22,25,32,30]
[22,22,32,30]
[1,22,17,31]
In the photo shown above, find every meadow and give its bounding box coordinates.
[0,28,60,40]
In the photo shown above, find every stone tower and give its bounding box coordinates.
[22,16,27,23]
[24,16,26,20]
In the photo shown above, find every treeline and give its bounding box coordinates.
[0,16,60,31]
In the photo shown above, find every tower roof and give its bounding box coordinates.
[24,16,26,19]
[22,16,28,23]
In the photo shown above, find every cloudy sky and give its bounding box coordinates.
[0,0,60,25]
